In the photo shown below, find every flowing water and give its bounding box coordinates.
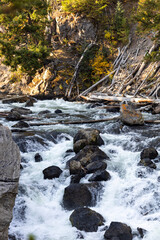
[1,98,160,240]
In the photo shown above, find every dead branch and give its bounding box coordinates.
[134,62,157,97]
[65,42,96,98]
[78,69,117,97]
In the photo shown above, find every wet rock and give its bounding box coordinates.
[6,111,24,121]
[38,110,51,115]
[55,109,62,114]
[86,161,107,174]
[73,139,88,154]
[13,133,49,153]
[43,166,62,179]
[12,121,29,128]
[70,172,86,184]
[25,98,37,107]
[151,104,160,114]
[63,183,101,210]
[70,207,105,232]
[69,160,84,175]
[120,102,144,126]
[137,227,147,238]
[140,147,158,160]
[68,145,109,168]
[0,125,21,239]
[89,170,111,182]
[104,221,133,240]
[34,153,43,162]
[138,158,156,169]
[11,107,32,115]
[73,129,104,152]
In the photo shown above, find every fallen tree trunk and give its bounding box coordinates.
[78,69,117,97]
[80,93,160,103]
[29,116,120,126]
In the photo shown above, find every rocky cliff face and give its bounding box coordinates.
[0,126,21,240]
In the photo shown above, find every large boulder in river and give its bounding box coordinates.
[86,161,107,173]
[140,147,158,160]
[104,221,133,240]
[73,129,104,153]
[120,102,144,126]
[70,207,105,232]
[6,111,24,121]
[0,125,21,240]
[43,166,62,179]
[63,183,102,210]
[67,145,109,168]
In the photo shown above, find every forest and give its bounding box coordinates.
[0,0,159,98]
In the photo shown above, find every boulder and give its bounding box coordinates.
[0,125,21,240]
[89,170,111,182]
[63,183,101,210]
[104,222,133,240]
[140,147,158,160]
[73,139,88,154]
[6,111,24,121]
[11,107,32,115]
[120,102,144,126]
[12,121,29,128]
[68,145,109,168]
[86,161,107,173]
[73,129,104,153]
[70,207,105,232]
[43,166,62,179]
[34,153,43,162]
[69,160,84,175]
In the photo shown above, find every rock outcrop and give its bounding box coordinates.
[0,125,21,240]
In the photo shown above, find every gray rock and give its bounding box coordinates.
[0,125,21,240]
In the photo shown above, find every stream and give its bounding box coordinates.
[1,98,160,240]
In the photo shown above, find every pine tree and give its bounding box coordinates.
[136,0,160,61]
[0,0,51,76]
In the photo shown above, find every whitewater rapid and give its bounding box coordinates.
[0,98,160,240]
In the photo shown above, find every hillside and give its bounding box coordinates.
[0,0,159,99]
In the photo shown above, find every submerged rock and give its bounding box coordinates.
[55,109,62,114]
[104,221,133,240]
[120,102,144,126]
[70,207,105,232]
[43,166,62,179]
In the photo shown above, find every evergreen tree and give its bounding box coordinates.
[0,0,51,76]
[136,0,160,61]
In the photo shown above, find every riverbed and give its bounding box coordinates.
[1,98,160,240]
